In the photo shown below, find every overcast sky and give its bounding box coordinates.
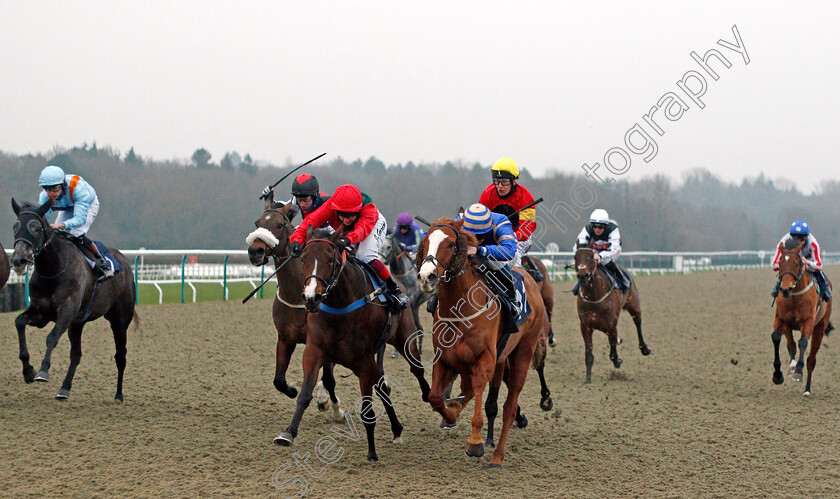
[1,1,837,192]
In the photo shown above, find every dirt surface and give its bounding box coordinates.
[2,267,840,497]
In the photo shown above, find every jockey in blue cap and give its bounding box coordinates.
[426,203,518,314]
[37,165,114,280]
[771,220,831,302]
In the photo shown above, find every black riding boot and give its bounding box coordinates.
[605,261,629,292]
[426,294,438,314]
[385,275,409,311]
[770,279,781,298]
[95,256,114,282]
[812,271,832,302]
[523,256,544,282]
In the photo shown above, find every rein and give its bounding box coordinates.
[424,223,470,283]
[575,248,613,304]
[14,211,67,279]
[778,251,810,296]
[303,239,346,299]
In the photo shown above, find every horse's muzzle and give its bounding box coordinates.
[780,287,793,298]
[11,244,33,275]
[303,293,322,313]
[247,246,268,266]
[419,272,438,294]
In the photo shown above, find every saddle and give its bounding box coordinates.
[61,234,122,278]
[521,255,544,282]
[600,263,631,291]
[348,256,401,312]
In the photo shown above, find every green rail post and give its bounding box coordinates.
[223,255,229,300]
[260,264,265,298]
[25,272,30,307]
[181,255,187,304]
[134,255,140,304]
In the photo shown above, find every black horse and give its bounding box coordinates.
[379,232,431,355]
[10,199,137,400]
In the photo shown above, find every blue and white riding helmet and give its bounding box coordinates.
[790,220,809,237]
[39,165,66,187]
[461,203,493,235]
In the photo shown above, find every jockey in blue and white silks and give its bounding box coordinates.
[458,203,518,300]
[771,220,831,302]
[37,165,114,280]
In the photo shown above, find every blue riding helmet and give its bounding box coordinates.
[461,203,493,235]
[790,220,809,237]
[39,165,66,187]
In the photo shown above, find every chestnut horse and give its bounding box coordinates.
[10,199,136,400]
[522,255,556,346]
[416,217,550,467]
[246,200,346,423]
[574,245,651,383]
[771,240,832,396]
[0,240,9,290]
[275,229,430,461]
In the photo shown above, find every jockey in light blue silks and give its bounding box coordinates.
[37,165,114,280]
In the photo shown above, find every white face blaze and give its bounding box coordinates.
[418,229,449,284]
[303,260,319,299]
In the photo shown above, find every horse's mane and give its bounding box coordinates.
[784,238,805,251]
[414,217,477,272]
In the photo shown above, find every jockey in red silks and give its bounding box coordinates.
[289,184,409,310]
[771,220,831,302]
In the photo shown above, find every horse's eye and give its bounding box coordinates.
[27,220,42,233]
[447,243,455,248]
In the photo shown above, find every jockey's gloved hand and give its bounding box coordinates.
[261,185,273,199]
[290,241,303,258]
[336,237,351,253]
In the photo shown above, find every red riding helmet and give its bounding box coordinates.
[331,184,363,212]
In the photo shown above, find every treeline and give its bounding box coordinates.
[1,145,838,252]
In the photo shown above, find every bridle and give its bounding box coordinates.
[778,249,808,294]
[422,223,470,283]
[575,247,612,303]
[14,210,54,257]
[255,208,292,259]
[303,238,346,299]
[379,235,411,277]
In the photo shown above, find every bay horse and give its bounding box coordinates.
[522,255,556,346]
[274,228,430,461]
[0,240,9,290]
[246,200,346,423]
[771,240,832,396]
[9,199,136,400]
[574,245,650,383]
[379,232,431,352]
[416,217,550,466]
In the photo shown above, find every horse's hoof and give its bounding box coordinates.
[792,372,802,382]
[804,390,811,397]
[114,394,124,402]
[515,414,529,429]
[34,371,49,382]
[465,443,485,458]
[613,358,623,369]
[584,378,592,384]
[540,397,554,412]
[772,372,784,385]
[274,433,294,446]
[23,366,36,383]
[617,337,623,345]
[486,439,496,449]
[333,409,347,423]
[640,346,651,356]
[487,463,502,469]
[548,336,556,347]
[392,436,403,444]
[390,350,399,359]
[367,452,379,462]
[55,388,70,399]
[317,400,330,412]
[440,418,457,430]
[286,387,298,399]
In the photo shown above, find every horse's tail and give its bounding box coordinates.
[131,309,141,332]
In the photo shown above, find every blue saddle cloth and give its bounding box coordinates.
[317,257,388,315]
[79,241,122,275]
[497,270,532,327]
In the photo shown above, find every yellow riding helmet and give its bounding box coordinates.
[491,157,519,180]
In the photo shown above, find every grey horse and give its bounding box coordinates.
[379,232,431,355]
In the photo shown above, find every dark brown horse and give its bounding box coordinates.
[246,200,346,422]
[274,229,430,461]
[574,245,650,383]
[10,199,136,400]
[522,255,556,346]
[0,240,9,290]
[416,217,550,466]
[771,240,832,396]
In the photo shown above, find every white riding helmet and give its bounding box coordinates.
[589,209,609,225]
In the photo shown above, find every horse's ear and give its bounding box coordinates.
[329,229,344,242]
[587,240,595,249]
[457,206,465,215]
[305,225,315,242]
[37,198,51,217]
[263,197,274,211]
[11,198,21,216]
[454,218,465,230]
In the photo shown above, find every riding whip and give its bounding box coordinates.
[414,216,432,227]
[259,152,327,200]
[242,256,294,303]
